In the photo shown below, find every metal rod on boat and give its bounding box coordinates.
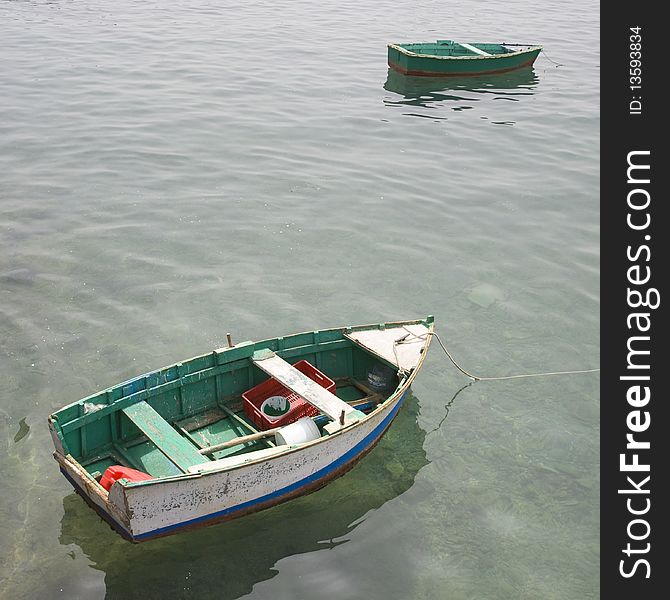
[226,333,234,348]
[199,428,283,455]
[199,396,377,455]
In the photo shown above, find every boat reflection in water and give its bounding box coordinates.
[383,66,539,111]
[60,391,430,599]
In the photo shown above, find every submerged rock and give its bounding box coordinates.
[467,283,505,308]
[385,459,406,479]
[0,268,37,286]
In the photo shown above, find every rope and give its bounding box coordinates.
[540,49,564,67]
[500,43,563,67]
[392,332,412,380]
[394,328,599,382]
[425,381,473,435]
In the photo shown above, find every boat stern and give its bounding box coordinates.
[47,415,66,455]
[54,451,135,540]
[387,43,412,74]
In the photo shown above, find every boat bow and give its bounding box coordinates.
[345,320,433,376]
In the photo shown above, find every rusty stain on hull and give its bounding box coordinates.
[388,56,537,77]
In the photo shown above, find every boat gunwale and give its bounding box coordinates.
[121,319,433,486]
[387,42,543,61]
[51,317,434,487]
[49,317,431,420]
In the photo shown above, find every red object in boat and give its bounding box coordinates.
[100,465,153,491]
[243,359,335,430]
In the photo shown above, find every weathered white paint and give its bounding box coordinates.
[187,446,291,473]
[54,451,132,537]
[345,323,430,372]
[47,418,65,455]
[117,389,406,539]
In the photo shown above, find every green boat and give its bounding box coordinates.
[388,41,542,77]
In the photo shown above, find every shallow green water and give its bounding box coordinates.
[1,1,598,598]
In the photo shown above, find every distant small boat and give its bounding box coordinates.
[49,317,433,542]
[388,40,542,77]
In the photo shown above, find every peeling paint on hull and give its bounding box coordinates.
[133,389,406,541]
[61,467,135,542]
[60,388,409,543]
[135,390,406,541]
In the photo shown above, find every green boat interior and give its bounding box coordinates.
[398,41,515,57]
[49,324,420,483]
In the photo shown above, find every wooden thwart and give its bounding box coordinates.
[457,42,492,56]
[252,352,358,423]
[199,428,281,456]
[122,402,206,472]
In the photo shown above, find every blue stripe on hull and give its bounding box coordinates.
[62,391,407,542]
[134,391,408,540]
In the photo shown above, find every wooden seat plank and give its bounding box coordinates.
[122,402,206,472]
[458,42,492,56]
[252,352,359,423]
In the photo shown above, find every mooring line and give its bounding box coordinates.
[501,43,563,67]
[425,381,473,435]
[396,328,599,382]
[540,49,564,67]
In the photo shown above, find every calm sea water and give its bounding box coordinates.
[1,1,599,598]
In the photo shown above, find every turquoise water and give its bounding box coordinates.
[1,1,598,598]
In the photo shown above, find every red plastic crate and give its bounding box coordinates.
[100,466,153,491]
[243,359,336,430]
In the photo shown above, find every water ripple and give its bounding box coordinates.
[1,0,598,598]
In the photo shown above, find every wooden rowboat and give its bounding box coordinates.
[49,317,434,542]
[388,40,542,77]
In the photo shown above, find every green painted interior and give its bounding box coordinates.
[121,402,207,472]
[186,414,267,460]
[401,41,513,57]
[52,320,429,480]
[118,440,182,477]
[334,384,366,403]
